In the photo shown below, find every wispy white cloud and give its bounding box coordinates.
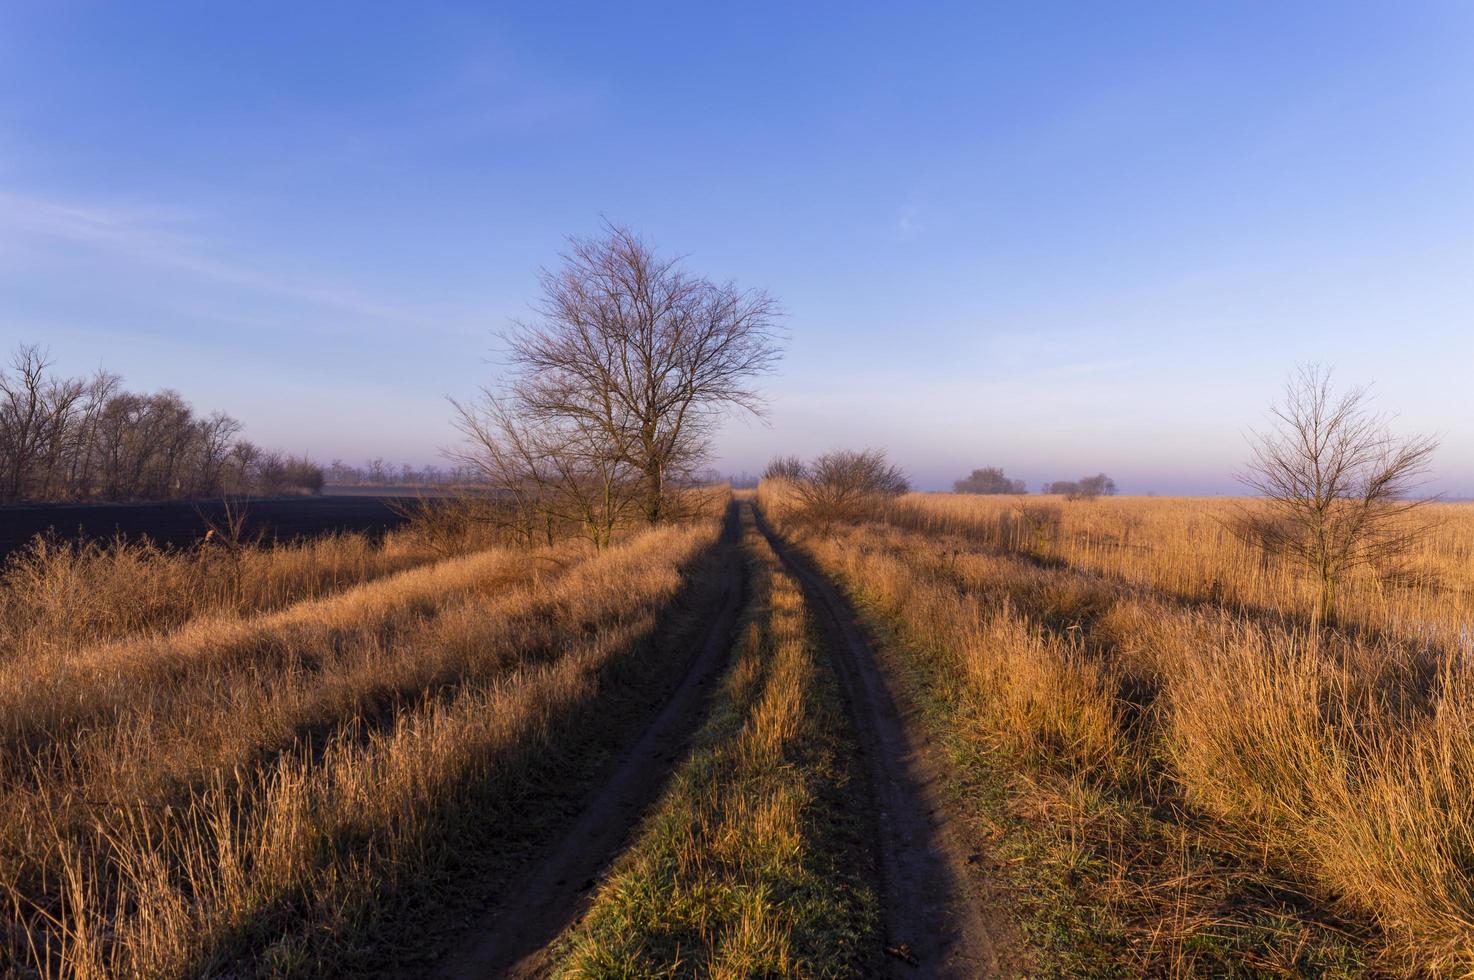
[0,189,438,324]
[896,204,922,239]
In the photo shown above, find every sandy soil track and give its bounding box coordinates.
[753,506,1011,978]
[434,504,746,980]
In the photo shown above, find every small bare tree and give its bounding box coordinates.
[788,449,909,532]
[1237,365,1439,624]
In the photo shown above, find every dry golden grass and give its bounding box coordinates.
[0,525,467,664]
[758,482,1474,975]
[0,511,725,978]
[883,491,1474,640]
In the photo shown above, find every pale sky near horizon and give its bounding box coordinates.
[2,2,1471,494]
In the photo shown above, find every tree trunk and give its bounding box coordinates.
[644,460,664,524]
[1318,566,1337,626]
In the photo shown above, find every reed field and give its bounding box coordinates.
[0,503,727,978]
[759,482,1474,975]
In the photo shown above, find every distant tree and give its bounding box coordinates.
[1077,473,1117,499]
[1235,364,1438,624]
[326,459,357,484]
[1043,473,1117,501]
[953,466,1027,495]
[788,449,909,532]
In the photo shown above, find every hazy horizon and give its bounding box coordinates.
[3,3,1471,495]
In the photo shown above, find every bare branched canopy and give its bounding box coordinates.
[1237,364,1439,622]
[452,225,783,547]
[0,344,320,503]
[507,225,782,524]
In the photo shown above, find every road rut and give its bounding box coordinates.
[434,505,745,979]
[753,506,1008,978]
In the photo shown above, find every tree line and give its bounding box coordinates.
[0,345,324,504]
[952,465,1117,500]
[324,459,480,487]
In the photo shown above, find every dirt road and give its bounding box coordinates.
[753,506,1010,978]
[435,500,1007,976]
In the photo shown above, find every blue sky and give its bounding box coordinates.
[2,2,1471,493]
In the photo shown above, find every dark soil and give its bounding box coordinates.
[0,495,419,560]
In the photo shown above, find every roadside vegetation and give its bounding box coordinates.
[0,516,494,663]
[555,503,879,978]
[0,224,783,979]
[0,495,728,978]
[758,453,1474,974]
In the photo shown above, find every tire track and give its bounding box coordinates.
[753,505,1008,978]
[434,504,746,980]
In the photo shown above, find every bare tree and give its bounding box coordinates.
[0,345,53,502]
[1236,364,1439,624]
[954,466,1027,495]
[0,344,320,502]
[787,449,910,532]
[505,225,783,524]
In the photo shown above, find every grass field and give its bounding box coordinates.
[5,485,1474,977]
[0,506,727,977]
[761,482,1474,975]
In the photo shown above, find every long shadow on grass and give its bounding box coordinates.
[858,529,1385,971]
[170,506,746,979]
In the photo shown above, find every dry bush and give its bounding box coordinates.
[1008,500,1063,555]
[761,450,908,533]
[391,492,516,555]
